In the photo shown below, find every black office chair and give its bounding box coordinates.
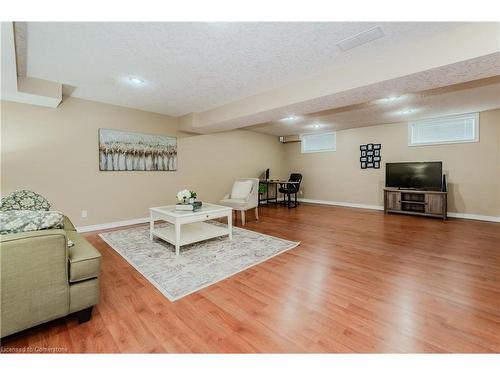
[279,173,302,208]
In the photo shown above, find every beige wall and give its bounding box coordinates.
[285,109,500,217]
[498,111,500,215]
[1,98,286,227]
[2,97,498,225]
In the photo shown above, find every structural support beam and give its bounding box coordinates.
[1,22,62,108]
[180,23,500,134]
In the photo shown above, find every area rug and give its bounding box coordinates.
[99,222,300,301]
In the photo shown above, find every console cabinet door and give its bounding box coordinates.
[386,192,401,211]
[425,194,443,215]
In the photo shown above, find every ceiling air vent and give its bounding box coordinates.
[337,26,385,51]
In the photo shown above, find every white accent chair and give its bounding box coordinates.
[220,178,259,225]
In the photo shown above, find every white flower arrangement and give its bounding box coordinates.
[176,189,197,203]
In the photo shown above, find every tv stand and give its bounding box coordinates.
[384,188,447,220]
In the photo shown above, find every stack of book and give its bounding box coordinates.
[175,201,203,211]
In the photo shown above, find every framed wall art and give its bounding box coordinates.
[359,143,381,169]
[99,129,177,171]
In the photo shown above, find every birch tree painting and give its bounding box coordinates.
[99,129,177,171]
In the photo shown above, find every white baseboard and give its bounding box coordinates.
[446,212,500,223]
[76,216,149,233]
[298,198,500,223]
[298,198,384,211]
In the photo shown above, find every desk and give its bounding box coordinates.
[259,180,300,206]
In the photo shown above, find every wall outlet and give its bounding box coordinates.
[81,210,88,218]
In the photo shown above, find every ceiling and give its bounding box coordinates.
[20,22,463,116]
[248,76,500,136]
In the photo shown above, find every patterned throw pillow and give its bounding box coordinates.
[0,210,64,235]
[0,190,51,211]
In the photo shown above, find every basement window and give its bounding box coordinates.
[301,132,336,153]
[408,113,479,146]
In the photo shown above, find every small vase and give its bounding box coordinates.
[189,197,195,204]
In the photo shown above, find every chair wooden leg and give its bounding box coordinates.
[255,207,259,220]
[241,210,245,225]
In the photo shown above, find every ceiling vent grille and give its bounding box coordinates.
[337,26,385,51]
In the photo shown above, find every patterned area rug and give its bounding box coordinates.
[99,222,300,301]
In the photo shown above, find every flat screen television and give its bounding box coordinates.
[386,162,443,191]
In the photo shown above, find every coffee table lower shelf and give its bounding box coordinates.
[151,222,230,251]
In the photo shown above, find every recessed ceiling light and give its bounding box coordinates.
[129,77,145,85]
[281,115,299,121]
[377,96,405,104]
[391,108,418,117]
[394,109,418,116]
[399,109,415,115]
[384,96,400,102]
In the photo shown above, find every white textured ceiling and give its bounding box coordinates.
[248,77,500,136]
[23,22,464,116]
[191,53,500,134]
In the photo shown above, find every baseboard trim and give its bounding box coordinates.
[298,198,384,211]
[298,198,500,223]
[446,212,500,223]
[76,217,149,233]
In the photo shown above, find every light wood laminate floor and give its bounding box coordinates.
[2,204,500,353]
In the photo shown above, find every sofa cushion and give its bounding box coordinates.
[66,231,101,283]
[1,190,51,211]
[0,210,64,235]
[230,180,253,199]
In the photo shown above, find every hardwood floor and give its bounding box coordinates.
[2,203,500,353]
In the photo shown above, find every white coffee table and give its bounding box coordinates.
[149,203,232,256]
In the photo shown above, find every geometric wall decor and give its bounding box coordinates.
[99,128,177,171]
[360,143,381,169]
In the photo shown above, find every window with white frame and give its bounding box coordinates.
[408,113,479,146]
[301,132,336,153]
